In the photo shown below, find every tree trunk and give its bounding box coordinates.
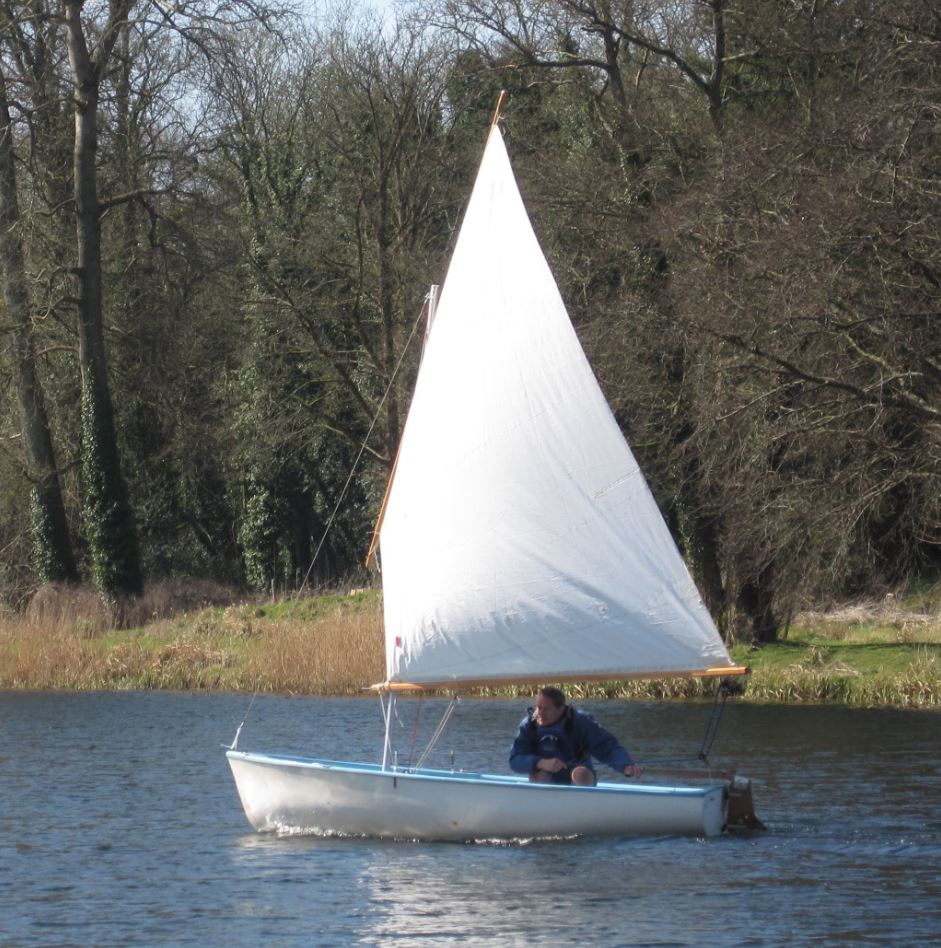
[0,68,78,584]
[738,563,779,644]
[64,0,143,599]
[375,175,400,465]
[686,510,728,634]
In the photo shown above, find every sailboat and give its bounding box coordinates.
[227,96,756,841]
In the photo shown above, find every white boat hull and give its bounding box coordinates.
[227,750,728,840]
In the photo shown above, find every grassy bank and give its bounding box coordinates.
[0,585,384,695]
[1,583,939,707]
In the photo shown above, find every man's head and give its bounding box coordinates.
[534,686,566,727]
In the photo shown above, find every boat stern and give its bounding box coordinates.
[726,776,764,831]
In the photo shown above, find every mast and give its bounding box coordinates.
[364,290,436,570]
[490,89,507,127]
[365,91,508,572]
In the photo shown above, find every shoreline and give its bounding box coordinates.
[1,681,938,710]
[1,588,939,709]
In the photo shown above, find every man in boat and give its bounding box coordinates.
[510,686,640,786]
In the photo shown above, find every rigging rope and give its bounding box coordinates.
[296,296,429,598]
[413,698,459,772]
[405,693,424,769]
[226,688,259,750]
[698,678,733,766]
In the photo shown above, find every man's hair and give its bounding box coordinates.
[538,686,566,708]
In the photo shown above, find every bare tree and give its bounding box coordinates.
[57,0,281,600]
[660,0,941,631]
[438,0,736,131]
[0,64,77,584]
[61,0,144,598]
[200,17,463,588]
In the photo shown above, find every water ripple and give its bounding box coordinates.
[0,692,939,946]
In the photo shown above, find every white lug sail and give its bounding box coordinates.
[377,126,735,688]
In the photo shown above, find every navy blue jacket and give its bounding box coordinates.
[509,705,634,776]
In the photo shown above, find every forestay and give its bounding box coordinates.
[377,125,736,689]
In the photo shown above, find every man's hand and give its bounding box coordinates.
[623,764,642,778]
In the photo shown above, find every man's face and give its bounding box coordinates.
[534,694,565,727]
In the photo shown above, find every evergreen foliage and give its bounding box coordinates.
[80,379,143,600]
[30,484,77,585]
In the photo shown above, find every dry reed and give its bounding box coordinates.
[1,583,938,705]
[0,582,385,693]
[25,578,238,631]
[247,599,385,694]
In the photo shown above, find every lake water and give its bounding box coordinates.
[1,691,939,946]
